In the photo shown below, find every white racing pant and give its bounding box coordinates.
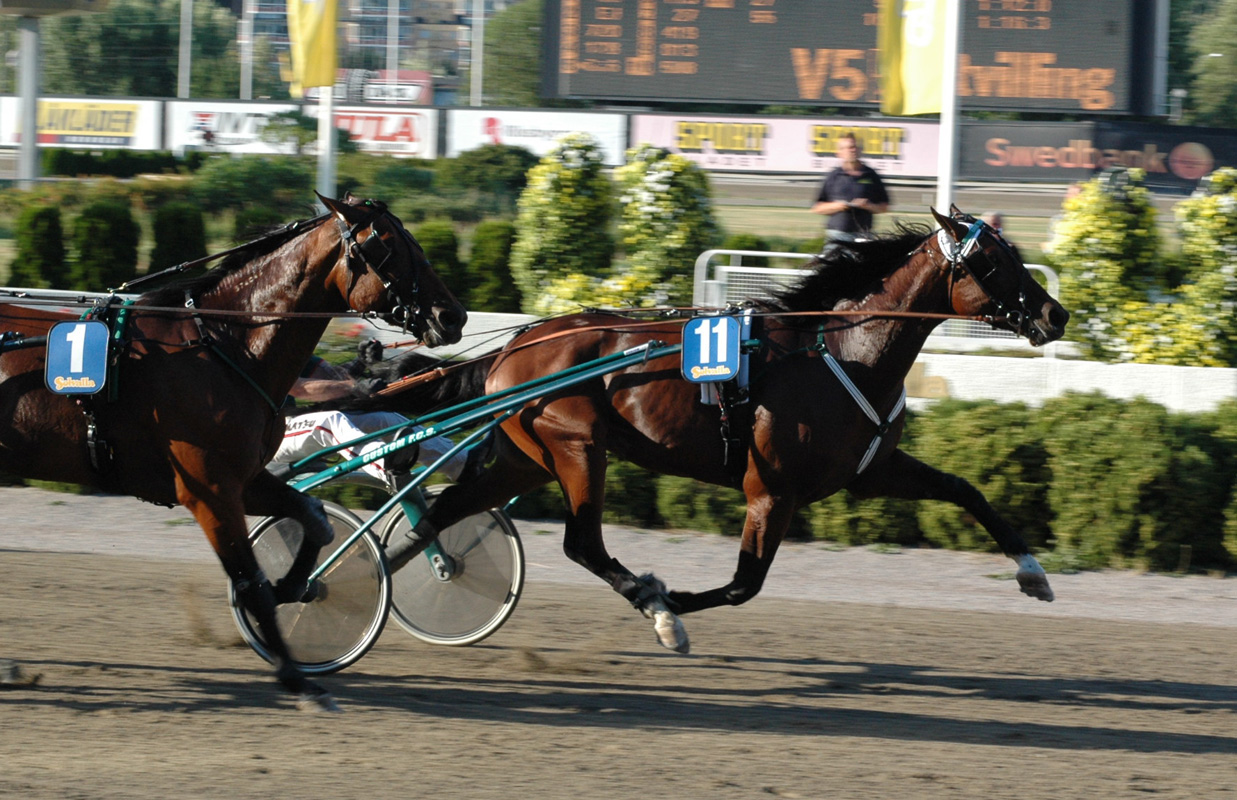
[274,410,465,485]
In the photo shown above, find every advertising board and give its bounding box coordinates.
[446,109,627,165]
[631,113,939,176]
[0,97,160,149]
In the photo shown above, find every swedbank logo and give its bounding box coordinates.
[985,137,1216,180]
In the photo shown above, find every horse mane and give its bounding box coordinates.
[138,214,328,306]
[766,222,932,312]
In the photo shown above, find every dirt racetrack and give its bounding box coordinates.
[2,486,1236,799]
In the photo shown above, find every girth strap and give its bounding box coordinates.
[817,349,907,475]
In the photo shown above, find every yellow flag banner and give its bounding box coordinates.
[287,0,338,97]
[879,0,947,116]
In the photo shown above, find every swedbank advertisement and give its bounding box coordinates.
[960,121,1237,192]
[630,115,939,176]
[0,97,160,149]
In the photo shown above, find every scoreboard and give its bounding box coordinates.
[542,0,1164,115]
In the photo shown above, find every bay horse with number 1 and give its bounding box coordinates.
[0,194,465,710]
[369,207,1069,653]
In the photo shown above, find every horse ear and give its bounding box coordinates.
[318,192,365,226]
[931,206,968,241]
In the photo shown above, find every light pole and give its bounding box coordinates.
[470,0,483,106]
[178,0,192,98]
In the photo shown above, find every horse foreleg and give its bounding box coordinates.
[848,449,1053,602]
[242,470,334,605]
[667,490,796,615]
[177,476,337,711]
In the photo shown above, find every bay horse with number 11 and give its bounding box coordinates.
[0,194,466,710]
[366,207,1069,653]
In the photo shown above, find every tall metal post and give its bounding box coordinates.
[178,0,193,98]
[317,87,336,199]
[17,15,39,188]
[387,0,399,97]
[933,0,962,214]
[239,0,254,99]
[469,0,483,106]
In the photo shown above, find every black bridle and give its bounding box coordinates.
[334,200,427,333]
[937,219,1033,337]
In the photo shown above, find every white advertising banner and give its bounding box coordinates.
[630,114,941,177]
[306,105,438,157]
[165,101,299,155]
[446,109,627,165]
[0,97,161,149]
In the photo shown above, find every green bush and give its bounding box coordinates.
[70,200,139,291]
[1036,393,1230,571]
[906,400,1053,552]
[437,144,538,213]
[805,491,921,546]
[655,475,748,535]
[412,220,464,296]
[42,148,181,179]
[233,206,286,240]
[603,459,663,528]
[8,204,67,289]
[148,201,208,272]
[466,219,522,312]
[720,233,772,268]
[192,155,314,217]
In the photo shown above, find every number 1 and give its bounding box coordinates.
[64,323,86,373]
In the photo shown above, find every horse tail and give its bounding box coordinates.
[311,347,497,417]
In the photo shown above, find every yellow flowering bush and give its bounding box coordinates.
[615,144,720,306]
[510,132,616,314]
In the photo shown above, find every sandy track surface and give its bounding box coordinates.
[2,486,1236,799]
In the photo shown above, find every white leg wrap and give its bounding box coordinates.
[642,598,690,654]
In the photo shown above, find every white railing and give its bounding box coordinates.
[692,249,1062,357]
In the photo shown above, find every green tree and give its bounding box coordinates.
[191,155,314,217]
[71,200,140,291]
[615,145,719,306]
[437,144,539,212]
[260,109,358,156]
[1189,0,1237,126]
[8,205,67,289]
[483,0,545,106]
[510,132,616,315]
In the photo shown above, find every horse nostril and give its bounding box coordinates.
[1048,304,1070,330]
[437,307,466,332]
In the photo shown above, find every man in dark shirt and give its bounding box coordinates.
[811,132,891,248]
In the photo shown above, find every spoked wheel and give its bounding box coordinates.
[381,484,524,646]
[231,501,391,675]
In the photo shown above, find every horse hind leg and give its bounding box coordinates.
[848,449,1054,602]
[243,471,335,605]
[548,431,689,654]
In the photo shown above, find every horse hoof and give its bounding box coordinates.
[0,659,41,688]
[652,610,690,654]
[296,691,341,713]
[1015,554,1054,602]
[1018,575,1055,602]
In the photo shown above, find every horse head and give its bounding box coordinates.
[320,193,467,347]
[930,206,1069,347]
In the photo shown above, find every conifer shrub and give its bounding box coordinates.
[70,200,139,291]
[8,204,67,289]
[149,201,208,272]
[466,219,521,312]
